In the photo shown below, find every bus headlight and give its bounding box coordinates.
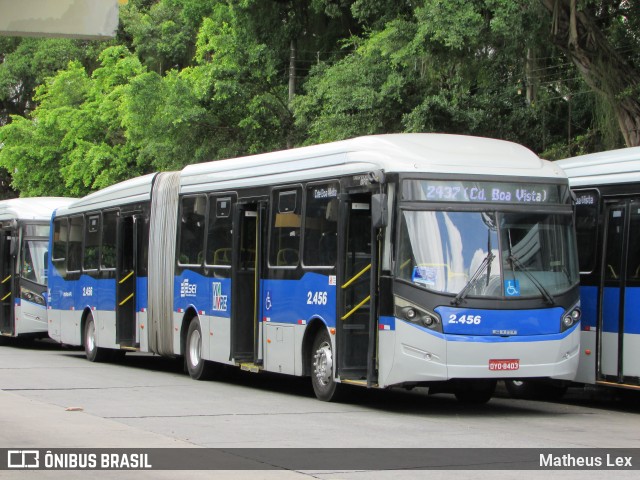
[21,287,46,306]
[396,300,442,333]
[561,306,581,332]
[402,307,417,321]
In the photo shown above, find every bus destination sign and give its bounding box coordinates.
[403,180,563,204]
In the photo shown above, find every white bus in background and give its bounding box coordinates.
[0,197,75,338]
[48,134,581,403]
[506,146,640,399]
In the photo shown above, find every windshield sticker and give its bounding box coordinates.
[505,279,520,297]
[412,266,437,286]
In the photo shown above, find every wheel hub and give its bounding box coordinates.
[189,329,201,367]
[313,341,333,386]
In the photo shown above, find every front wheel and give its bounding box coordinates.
[454,379,496,404]
[185,319,214,380]
[310,329,343,402]
[84,316,108,362]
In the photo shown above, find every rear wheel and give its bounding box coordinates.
[454,379,496,404]
[310,329,343,401]
[84,316,108,362]
[185,319,214,380]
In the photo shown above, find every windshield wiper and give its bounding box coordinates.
[508,254,555,305]
[452,251,495,306]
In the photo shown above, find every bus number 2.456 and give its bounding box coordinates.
[449,314,481,325]
[307,291,328,306]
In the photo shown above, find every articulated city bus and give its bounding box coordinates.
[0,198,74,338]
[48,134,581,402]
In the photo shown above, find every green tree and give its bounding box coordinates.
[540,0,640,147]
[0,47,148,196]
[0,38,102,125]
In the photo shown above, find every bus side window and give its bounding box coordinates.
[52,218,68,278]
[178,195,206,266]
[101,211,118,270]
[67,216,83,273]
[575,191,599,274]
[628,203,640,280]
[303,183,339,267]
[605,207,624,280]
[270,189,301,268]
[83,214,100,272]
[205,196,234,276]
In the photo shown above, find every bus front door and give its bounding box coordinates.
[337,192,378,385]
[116,215,139,349]
[231,201,266,365]
[0,231,14,335]
[599,198,640,386]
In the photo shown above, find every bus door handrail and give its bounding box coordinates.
[341,263,371,321]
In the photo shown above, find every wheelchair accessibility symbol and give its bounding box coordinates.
[265,291,272,311]
[505,279,520,297]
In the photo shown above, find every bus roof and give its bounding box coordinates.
[0,197,75,223]
[56,173,159,216]
[180,134,565,193]
[555,146,640,187]
[55,135,566,214]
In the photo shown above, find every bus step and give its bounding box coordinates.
[340,379,379,387]
[119,346,138,351]
[342,324,366,330]
[239,363,262,373]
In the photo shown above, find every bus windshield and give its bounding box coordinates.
[397,210,579,300]
[22,240,49,285]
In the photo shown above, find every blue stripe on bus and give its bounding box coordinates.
[47,273,149,312]
[402,318,579,342]
[262,273,337,327]
[173,271,337,324]
[579,285,640,334]
[435,305,567,336]
[625,287,640,334]
[579,285,598,329]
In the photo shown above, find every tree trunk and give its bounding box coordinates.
[541,0,640,147]
[287,39,296,149]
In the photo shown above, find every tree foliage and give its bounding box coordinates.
[0,0,638,197]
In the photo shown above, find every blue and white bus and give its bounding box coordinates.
[47,134,581,402]
[558,147,640,391]
[505,147,640,399]
[0,198,74,338]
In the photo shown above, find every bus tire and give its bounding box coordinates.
[454,379,496,404]
[185,319,214,380]
[310,329,342,402]
[84,316,108,362]
[504,379,537,399]
[504,379,567,400]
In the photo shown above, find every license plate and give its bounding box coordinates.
[489,359,520,371]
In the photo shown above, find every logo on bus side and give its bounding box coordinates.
[212,282,228,312]
[180,279,197,298]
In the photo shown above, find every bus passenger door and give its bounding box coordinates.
[0,231,14,335]
[231,201,266,364]
[599,198,640,385]
[337,192,378,385]
[116,215,138,348]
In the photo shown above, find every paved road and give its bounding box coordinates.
[0,338,639,479]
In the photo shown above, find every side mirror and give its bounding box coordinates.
[371,193,388,229]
